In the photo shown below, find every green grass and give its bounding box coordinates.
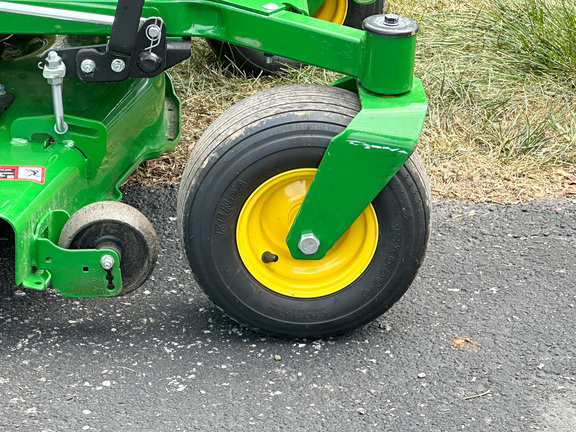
[487,0,576,80]
[402,0,576,166]
[140,0,576,201]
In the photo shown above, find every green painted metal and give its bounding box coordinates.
[286,77,428,260]
[0,0,414,95]
[28,210,123,296]
[1,0,425,295]
[0,50,180,296]
[12,115,108,180]
[361,28,417,95]
[304,0,321,15]
[34,238,122,296]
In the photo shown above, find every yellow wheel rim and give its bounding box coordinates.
[313,0,348,25]
[236,169,378,298]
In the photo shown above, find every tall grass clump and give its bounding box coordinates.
[483,0,576,83]
[404,0,576,171]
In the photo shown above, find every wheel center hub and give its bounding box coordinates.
[236,168,378,298]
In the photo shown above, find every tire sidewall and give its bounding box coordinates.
[183,120,427,337]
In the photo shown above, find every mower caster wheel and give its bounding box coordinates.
[59,201,159,296]
[177,84,431,338]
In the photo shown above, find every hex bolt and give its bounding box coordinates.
[298,233,321,255]
[111,59,126,73]
[0,83,5,95]
[100,254,115,271]
[80,59,96,74]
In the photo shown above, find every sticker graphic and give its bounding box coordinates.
[0,166,45,184]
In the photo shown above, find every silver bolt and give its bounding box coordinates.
[146,24,161,40]
[0,84,5,95]
[111,59,126,73]
[298,233,321,255]
[100,254,115,271]
[42,51,68,135]
[263,3,279,10]
[80,59,96,74]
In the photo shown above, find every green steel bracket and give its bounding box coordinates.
[22,210,123,296]
[30,239,122,296]
[286,77,428,260]
[11,115,107,180]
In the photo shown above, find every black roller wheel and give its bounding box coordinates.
[59,201,159,296]
[208,0,385,76]
[177,84,431,338]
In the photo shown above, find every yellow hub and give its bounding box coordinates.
[313,0,348,25]
[236,169,378,298]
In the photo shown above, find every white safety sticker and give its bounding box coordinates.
[0,165,45,184]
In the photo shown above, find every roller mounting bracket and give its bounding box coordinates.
[39,0,190,83]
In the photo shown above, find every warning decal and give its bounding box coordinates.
[0,166,45,184]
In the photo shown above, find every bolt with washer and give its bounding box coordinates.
[111,59,126,73]
[298,233,321,255]
[100,254,115,271]
[80,59,96,74]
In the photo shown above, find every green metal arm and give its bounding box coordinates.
[287,77,428,259]
[0,0,416,95]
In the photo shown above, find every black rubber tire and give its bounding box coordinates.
[59,201,159,296]
[177,84,430,338]
[208,0,385,76]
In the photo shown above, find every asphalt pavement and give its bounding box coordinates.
[1,185,575,431]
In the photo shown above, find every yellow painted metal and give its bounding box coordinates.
[313,0,348,25]
[236,169,378,298]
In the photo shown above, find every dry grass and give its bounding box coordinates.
[130,0,576,203]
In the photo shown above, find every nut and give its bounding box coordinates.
[100,254,115,271]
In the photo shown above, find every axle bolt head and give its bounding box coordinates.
[111,59,126,73]
[80,59,96,74]
[100,254,115,271]
[298,233,320,255]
